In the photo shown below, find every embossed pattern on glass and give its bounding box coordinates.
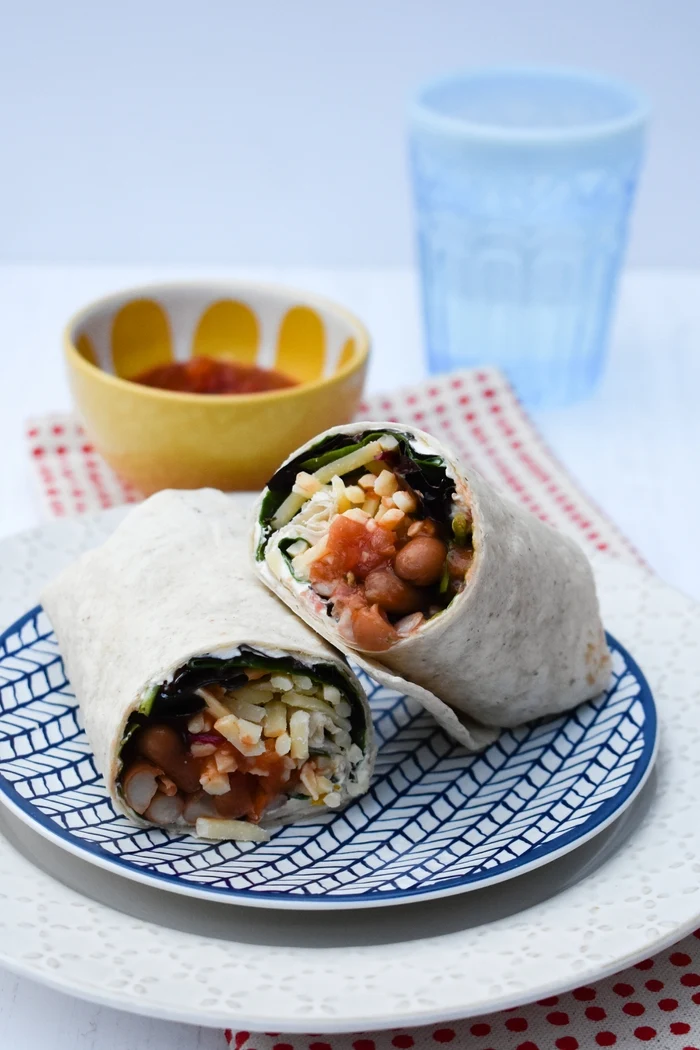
[409,69,648,406]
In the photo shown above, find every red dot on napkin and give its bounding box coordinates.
[634,1028,657,1042]
[546,1013,570,1026]
[505,1018,528,1032]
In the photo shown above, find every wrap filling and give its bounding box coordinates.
[118,648,367,841]
[257,430,474,652]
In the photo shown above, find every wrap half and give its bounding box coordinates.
[42,489,375,842]
[252,423,611,750]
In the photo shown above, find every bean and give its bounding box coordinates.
[395,611,425,637]
[183,790,218,825]
[350,604,398,651]
[214,772,255,819]
[144,790,184,826]
[137,724,202,793]
[447,544,473,579]
[394,536,447,587]
[122,760,161,815]
[364,566,423,615]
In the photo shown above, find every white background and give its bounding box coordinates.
[1,3,699,1046]
[1,0,700,267]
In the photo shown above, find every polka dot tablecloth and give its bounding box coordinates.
[24,367,698,1049]
[223,936,700,1050]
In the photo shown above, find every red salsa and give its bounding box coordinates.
[132,356,298,395]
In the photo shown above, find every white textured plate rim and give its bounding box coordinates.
[1,899,698,1035]
[0,606,657,910]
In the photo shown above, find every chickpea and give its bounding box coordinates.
[137,724,202,794]
[364,567,423,615]
[351,605,398,651]
[394,536,447,587]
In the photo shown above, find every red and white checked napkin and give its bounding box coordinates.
[24,367,699,1050]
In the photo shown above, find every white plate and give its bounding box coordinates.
[0,508,696,1032]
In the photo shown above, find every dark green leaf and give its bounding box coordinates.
[256,428,456,557]
[140,647,367,751]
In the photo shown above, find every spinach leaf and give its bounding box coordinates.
[388,443,453,523]
[296,436,373,473]
[138,685,158,716]
[256,433,379,556]
[278,537,308,581]
[256,428,455,556]
[145,647,366,749]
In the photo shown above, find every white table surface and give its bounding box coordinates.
[0,263,698,1048]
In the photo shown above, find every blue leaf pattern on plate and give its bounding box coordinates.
[0,607,656,907]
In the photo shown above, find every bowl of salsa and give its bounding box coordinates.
[64,281,370,493]
[133,356,299,395]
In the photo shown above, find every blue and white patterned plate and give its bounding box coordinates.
[0,606,657,910]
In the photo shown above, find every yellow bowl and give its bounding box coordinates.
[64,281,370,493]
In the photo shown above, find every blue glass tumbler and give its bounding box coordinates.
[409,68,649,406]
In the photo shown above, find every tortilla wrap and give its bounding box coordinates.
[42,488,375,832]
[252,423,611,750]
